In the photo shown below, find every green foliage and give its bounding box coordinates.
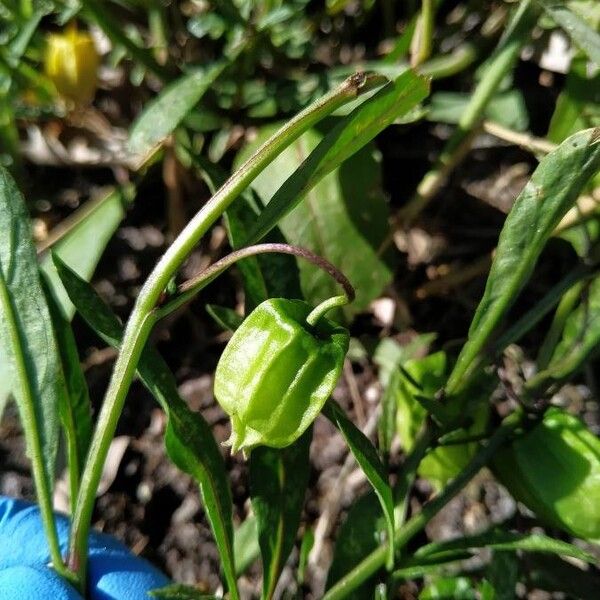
[0,167,61,501]
[42,277,92,496]
[323,400,395,568]
[326,491,386,599]
[129,62,232,158]
[39,186,131,319]
[236,69,428,315]
[3,1,600,598]
[393,352,489,490]
[493,408,600,539]
[250,430,312,600]
[447,128,600,395]
[53,257,239,599]
[535,0,600,64]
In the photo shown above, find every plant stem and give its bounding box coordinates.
[322,410,523,600]
[0,273,74,584]
[68,73,383,591]
[167,243,355,317]
[393,420,436,526]
[482,121,557,155]
[400,0,537,225]
[306,296,349,326]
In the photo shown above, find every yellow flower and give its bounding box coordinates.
[44,24,100,105]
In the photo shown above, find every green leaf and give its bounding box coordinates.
[129,62,229,157]
[237,131,394,317]
[238,70,429,315]
[151,583,217,599]
[0,167,61,496]
[536,0,600,65]
[39,186,130,319]
[205,304,244,332]
[428,90,529,131]
[297,528,314,585]
[249,428,312,600]
[53,256,239,600]
[42,275,92,490]
[325,491,385,599]
[532,275,600,388]
[394,352,492,489]
[225,195,301,310]
[485,551,519,600]
[414,529,597,564]
[548,55,600,143]
[242,70,428,240]
[233,514,260,576]
[419,577,477,600]
[524,553,600,599]
[446,128,600,394]
[373,334,436,387]
[323,400,395,568]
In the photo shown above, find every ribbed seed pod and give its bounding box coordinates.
[493,408,600,540]
[214,298,349,453]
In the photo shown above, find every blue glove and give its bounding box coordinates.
[0,496,170,599]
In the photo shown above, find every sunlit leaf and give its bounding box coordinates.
[0,167,61,494]
[54,256,239,599]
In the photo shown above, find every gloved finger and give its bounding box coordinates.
[0,566,83,600]
[0,496,70,569]
[88,552,170,600]
[0,497,170,599]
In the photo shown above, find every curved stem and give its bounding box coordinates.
[68,73,380,592]
[162,243,355,318]
[306,295,349,326]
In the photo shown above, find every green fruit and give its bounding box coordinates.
[493,408,600,540]
[214,298,349,453]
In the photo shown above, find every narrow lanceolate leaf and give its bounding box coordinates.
[0,167,61,497]
[150,583,217,599]
[529,275,600,390]
[242,69,429,247]
[129,62,229,158]
[536,0,600,66]
[40,185,130,319]
[323,400,395,569]
[249,429,312,600]
[53,257,239,600]
[413,529,596,564]
[42,277,92,491]
[205,304,244,332]
[446,128,600,395]
[485,551,519,600]
[326,492,387,599]
[233,514,260,576]
[235,69,428,316]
